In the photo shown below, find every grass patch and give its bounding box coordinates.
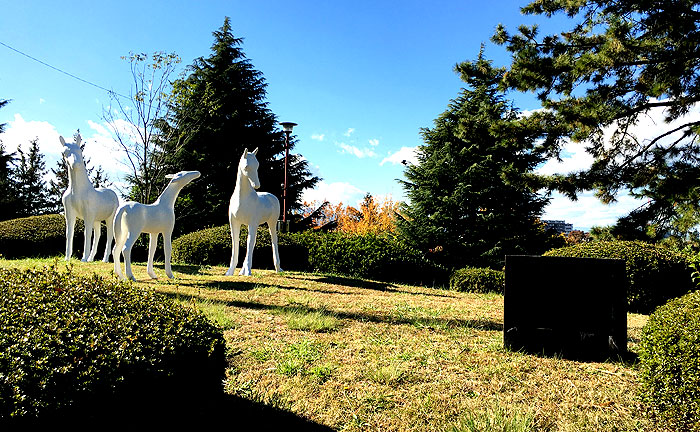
[275,305,341,332]
[0,257,654,431]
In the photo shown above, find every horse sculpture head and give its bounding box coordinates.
[59,134,85,169]
[240,148,261,190]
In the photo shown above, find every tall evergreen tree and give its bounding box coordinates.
[15,138,51,216]
[163,17,319,234]
[398,53,553,269]
[0,99,22,220]
[493,0,700,239]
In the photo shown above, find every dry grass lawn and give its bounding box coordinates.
[0,257,654,431]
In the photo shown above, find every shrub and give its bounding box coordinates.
[172,226,448,285]
[0,214,78,259]
[171,225,311,271]
[450,267,505,294]
[544,240,695,314]
[0,265,227,425]
[638,290,700,431]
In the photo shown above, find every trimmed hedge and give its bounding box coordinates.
[544,240,695,314]
[0,265,226,425]
[0,214,155,262]
[0,214,79,259]
[172,226,448,285]
[450,267,505,294]
[639,290,700,431]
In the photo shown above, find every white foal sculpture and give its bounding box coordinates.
[226,148,282,276]
[61,135,119,262]
[112,170,201,281]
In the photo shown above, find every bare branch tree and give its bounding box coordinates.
[103,51,184,203]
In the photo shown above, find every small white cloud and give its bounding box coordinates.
[301,180,364,206]
[368,138,379,147]
[39,98,45,104]
[311,133,325,141]
[338,142,377,158]
[344,128,355,137]
[380,146,419,166]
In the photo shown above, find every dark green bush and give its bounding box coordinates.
[172,226,448,285]
[0,214,78,259]
[0,265,226,425]
[638,290,700,431]
[544,240,694,314]
[171,225,312,271]
[450,267,505,294]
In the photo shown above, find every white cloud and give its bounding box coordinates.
[338,142,377,158]
[542,191,646,231]
[368,138,379,147]
[344,128,355,137]
[536,141,593,175]
[380,146,419,166]
[311,133,325,141]
[39,98,45,104]
[0,113,62,159]
[301,180,364,206]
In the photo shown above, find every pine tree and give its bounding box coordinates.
[163,17,319,234]
[398,53,553,269]
[15,138,51,216]
[0,99,22,221]
[493,0,700,238]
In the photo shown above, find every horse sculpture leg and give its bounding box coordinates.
[267,218,282,272]
[147,233,159,279]
[81,214,95,262]
[164,230,174,279]
[88,220,101,262]
[64,209,76,261]
[102,213,115,263]
[123,232,139,281]
[225,221,240,276]
[240,224,258,276]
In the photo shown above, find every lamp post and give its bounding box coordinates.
[279,121,297,231]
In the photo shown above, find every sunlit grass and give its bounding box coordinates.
[0,257,654,431]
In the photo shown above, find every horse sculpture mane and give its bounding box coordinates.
[225,148,282,276]
[61,134,119,262]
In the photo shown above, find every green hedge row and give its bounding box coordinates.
[0,214,156,262]
[639,290,700,431]
[544,240,695,314]
[0,265,227,425]
[0,214,78,259]
[171,226,448,285]
[449,267,505,294]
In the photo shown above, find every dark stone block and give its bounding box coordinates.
[504,255,627,361]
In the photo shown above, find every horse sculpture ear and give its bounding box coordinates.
[242,148,248,158]
[59,136,66,146]
[75,134,82,146]
[251,148,258,155]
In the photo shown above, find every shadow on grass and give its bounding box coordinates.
[20,390,334,430]
[287,273,458,298]
[163,291,503,331]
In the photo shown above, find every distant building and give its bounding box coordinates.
[543,219,574,235]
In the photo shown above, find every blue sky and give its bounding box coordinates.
[0,0,646,230]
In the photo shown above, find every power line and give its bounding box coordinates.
[0,40,131,100]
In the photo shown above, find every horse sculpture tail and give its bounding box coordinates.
[112,205,128,250]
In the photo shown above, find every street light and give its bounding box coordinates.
[279,121,297,232]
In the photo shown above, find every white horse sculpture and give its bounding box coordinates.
[61,135,119,262]
[225,148,282,276]
[113,170,200,281]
